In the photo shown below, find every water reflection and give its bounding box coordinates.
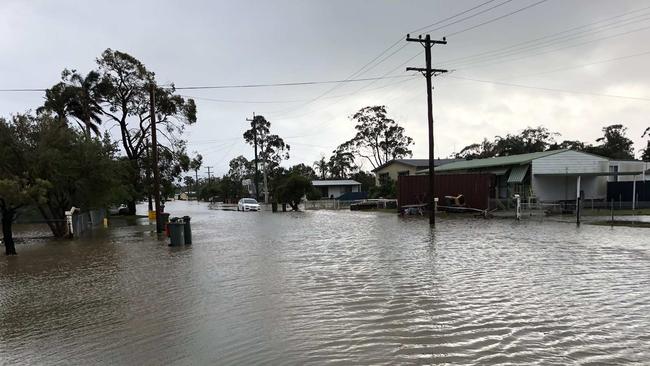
[1,201,649,364]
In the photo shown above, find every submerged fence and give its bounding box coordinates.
[71,209,106,236]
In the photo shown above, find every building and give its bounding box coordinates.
[607,160,649,182]
[312,180,362,199]
[371,158,460,185]
[415,149,649,203]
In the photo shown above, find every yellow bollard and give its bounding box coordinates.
[103,217,109,227]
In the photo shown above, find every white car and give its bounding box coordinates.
[237,198,260,211]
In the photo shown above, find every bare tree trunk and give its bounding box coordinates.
[2,211,17,255]
[262,160,269,204]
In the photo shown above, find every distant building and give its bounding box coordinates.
[372,158,460,185]
[312,180,362,199]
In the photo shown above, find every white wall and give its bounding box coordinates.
[608,161,648,182]
[532,175,607,201]
[323,185,360,198]
[531,151,609,201]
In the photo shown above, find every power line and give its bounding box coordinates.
[421,0,516,35]
[439,4,650,65]
[0,75,413,93]
[500,49,650,80]
[453,23,650,72]
[266,0,519,118]
[445,0,550,37]
[446,75,650,102]
[172,74,412,90]
[449,12,650,69]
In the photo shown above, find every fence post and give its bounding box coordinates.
[611,199,614,223]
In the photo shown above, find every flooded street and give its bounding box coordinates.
[1,201,649,365]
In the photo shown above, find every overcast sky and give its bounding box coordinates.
[2,0,649,176]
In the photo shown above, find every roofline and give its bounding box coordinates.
[435,149,571,172]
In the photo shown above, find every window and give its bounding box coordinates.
[379,172,390,184]
[609,165,619,182]
[398,170,409,177]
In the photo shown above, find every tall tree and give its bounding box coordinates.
[585,124,634,159]
[288,164,317,179]
[641,127,650,161]
[456,126,558,159]
[343,105,413,169]
[328,145,357,178]
[313,156,328,179]
[243,115,289,203]
[0,116,50,255]
[189,153,203,193]
[39,69,107,136]
[96,48,196,213]
[228,155,253,182]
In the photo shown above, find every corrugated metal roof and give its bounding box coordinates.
[507,165,529,183]
[371,158,462,172]
[312,180,361,186]
[435,150,566,172]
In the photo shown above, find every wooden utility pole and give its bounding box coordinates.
[246,113,260,201]
[206,166,213,184]
[150,84,163,233]
[406,34,447,226]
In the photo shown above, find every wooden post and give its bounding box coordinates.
[150,84,163,234]
[632,175,637,211]
[406,34,447,226]
[576,175,581,226]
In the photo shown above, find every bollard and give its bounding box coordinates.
[182,216,192,245]
[168,218,185,246]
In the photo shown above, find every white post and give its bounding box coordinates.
[632,175,637,211]
[64,206,80,238]
[514,194,521,220]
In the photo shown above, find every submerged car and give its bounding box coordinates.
[237,198,260,212]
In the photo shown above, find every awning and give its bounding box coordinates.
[507,165,529,183]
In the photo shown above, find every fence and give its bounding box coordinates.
[398,174,493,210]
[304,200,356,210]
[71,208,106,236]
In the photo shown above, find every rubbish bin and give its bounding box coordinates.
[161,212,170,225]
[182,216,192,245]
[168,218,185,246]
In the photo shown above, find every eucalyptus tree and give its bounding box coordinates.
[243,115,289,203]
[328,145,357,179]
[343,105,413,169]
[96,48,197,213]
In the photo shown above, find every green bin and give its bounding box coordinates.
[168,221,185,246]
[182,216,192,245]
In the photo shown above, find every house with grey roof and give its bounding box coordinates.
[312,180,362,199]
[371,158,460,185]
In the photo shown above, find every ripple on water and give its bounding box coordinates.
[1,202,649,365]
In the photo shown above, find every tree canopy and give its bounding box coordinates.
[343,105,413,169]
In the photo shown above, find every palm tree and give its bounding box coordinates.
[67,70,105,137]
[38,70,105,136]
[37,82,73,126]
[313,156,328,179]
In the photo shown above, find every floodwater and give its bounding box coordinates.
[1,201,649,365]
